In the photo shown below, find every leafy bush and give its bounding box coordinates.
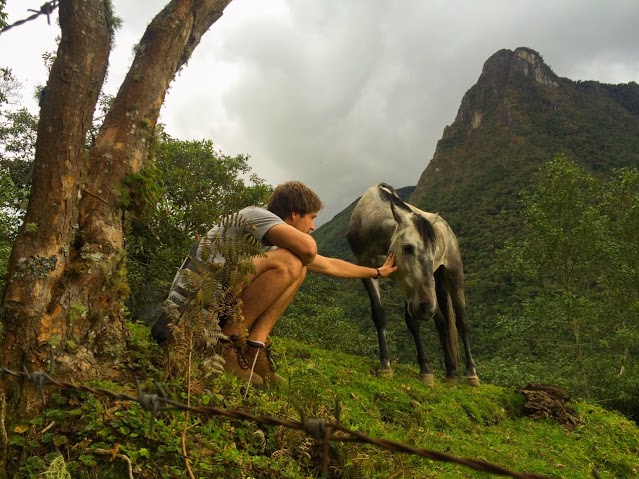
[124,134,272,323]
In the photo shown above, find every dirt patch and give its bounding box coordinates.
[516,383,580,428]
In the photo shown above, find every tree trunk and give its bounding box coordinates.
[0,0,111,413]
[0,0,233,416]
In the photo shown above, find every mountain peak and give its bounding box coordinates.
[440,47,561,136]
[481,47,559,87]
[411,46,639,227]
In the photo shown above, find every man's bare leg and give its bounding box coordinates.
[245,266,306,343]
[222,248,305,340]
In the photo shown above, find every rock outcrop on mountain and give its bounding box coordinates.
[411,47,639,214]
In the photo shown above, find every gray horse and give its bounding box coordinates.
[346,183,479,386]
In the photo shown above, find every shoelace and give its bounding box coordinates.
[247,340,278,373]
[263,346,278,371]
[233,345,250,370]
[243,342,261,399]
[247,350,260,386]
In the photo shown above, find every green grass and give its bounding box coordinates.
[4,331,639,478]
[276,338,639,478]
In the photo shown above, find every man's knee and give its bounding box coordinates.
[266,248,305,280]
[276,249,305,278]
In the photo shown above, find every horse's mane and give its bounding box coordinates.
[377,183,437,248]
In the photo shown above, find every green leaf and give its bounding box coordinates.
[53,435,68,446]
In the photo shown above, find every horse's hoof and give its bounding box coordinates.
[377,368,393,379]
[465,376,481,387]
[420,373,435,387]
[445,376,457,384]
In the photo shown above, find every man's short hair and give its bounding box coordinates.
[267,181,323,219]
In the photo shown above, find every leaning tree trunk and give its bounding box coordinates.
[0,0,233,417]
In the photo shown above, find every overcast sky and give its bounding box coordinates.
[2,0,638,224]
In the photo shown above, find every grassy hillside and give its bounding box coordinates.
[5,323,638,478]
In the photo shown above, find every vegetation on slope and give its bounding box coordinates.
[3,51,639,478]
[300,157,639,421]
[3,326,638,478]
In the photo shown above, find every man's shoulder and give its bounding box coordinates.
[240,206,280,222]
[238,207,284,246]
[239,205,268,215]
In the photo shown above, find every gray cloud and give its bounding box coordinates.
[2,0,638,224]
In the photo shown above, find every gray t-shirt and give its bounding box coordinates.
[166,207,284,307]
[198,206,283,258]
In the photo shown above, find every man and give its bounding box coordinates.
[152,181,397,386]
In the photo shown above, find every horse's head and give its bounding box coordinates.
[388,201,438,320]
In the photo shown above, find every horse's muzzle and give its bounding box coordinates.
[408,301,437,320]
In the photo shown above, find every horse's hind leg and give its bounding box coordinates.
[362,278,393,378]
[404,305,435,386]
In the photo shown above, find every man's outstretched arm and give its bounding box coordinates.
[308,253,397,279]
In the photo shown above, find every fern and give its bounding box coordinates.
[161,212,266,385]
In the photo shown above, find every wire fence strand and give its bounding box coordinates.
[0,367,579,479]
[0,1,59,35]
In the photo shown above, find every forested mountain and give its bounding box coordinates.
[408,47,639,318]
[305,47,639,418]
[314,46,639,323]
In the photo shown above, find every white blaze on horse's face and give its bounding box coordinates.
[389,203,437,320]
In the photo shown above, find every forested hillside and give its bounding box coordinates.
[302,47,639,421]
[409,47,639,320]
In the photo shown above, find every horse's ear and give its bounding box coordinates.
[390,201,410,225]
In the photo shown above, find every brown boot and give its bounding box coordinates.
[245,340,284,384]
[217,337,263,386]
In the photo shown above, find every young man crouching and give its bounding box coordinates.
[152,181,396,385]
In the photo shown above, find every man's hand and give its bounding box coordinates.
[377,253,398,278]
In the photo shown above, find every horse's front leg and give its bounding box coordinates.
[362,278,393,378]
[449,288,480,386]
[404,305,435,386]
[433,305,457,381]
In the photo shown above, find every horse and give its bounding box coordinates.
[346,183,479,386]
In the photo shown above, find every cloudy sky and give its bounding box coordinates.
[2,0,638,224]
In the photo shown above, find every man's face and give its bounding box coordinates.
[290,211,318,234]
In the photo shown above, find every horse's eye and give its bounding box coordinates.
[402,244,414,255]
